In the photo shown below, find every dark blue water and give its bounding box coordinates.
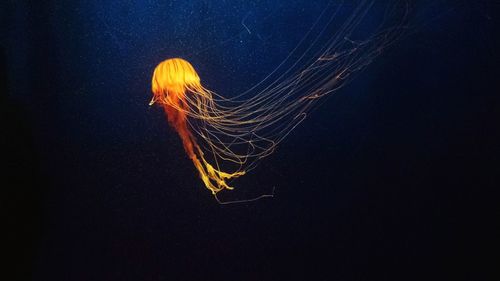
[2,1,498,280]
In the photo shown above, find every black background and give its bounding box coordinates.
[2,1,499,280]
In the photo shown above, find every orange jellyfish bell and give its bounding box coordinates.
[150,58,201,106]
[150,58,245,195]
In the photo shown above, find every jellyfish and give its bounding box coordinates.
[149,1,407,200]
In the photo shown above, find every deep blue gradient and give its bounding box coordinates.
[2,1,499,280]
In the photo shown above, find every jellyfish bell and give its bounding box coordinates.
[150,58,202,106]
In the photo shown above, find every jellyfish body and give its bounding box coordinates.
[150,2,407,197]
[151,58,244,194]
